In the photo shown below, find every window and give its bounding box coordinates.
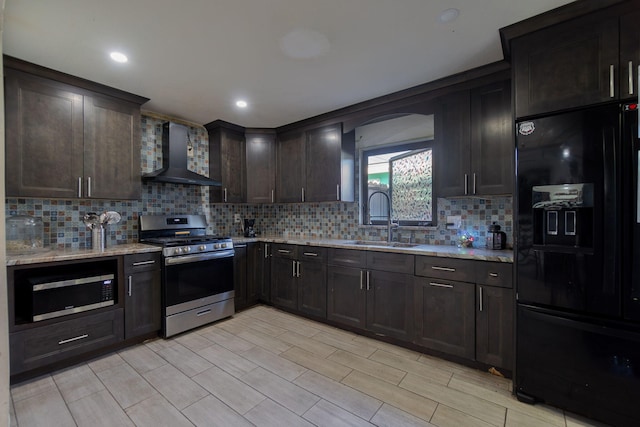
[362,140,434,226]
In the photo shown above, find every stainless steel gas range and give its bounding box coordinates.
[139,214,234,337]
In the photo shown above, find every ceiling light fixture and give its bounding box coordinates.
[236,100,248,108]
[110,51,128,63]
[438,8,460,23]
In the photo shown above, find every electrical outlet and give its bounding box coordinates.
[234,214,241,223]
[446,215,461,229]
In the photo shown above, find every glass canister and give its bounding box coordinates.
[6,215,44,254]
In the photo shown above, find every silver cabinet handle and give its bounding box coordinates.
[264,243,269,258]
[278,249,292,254]
[292,260,296,277]
[432,266,455,272]
[132,260,156,266]
[297,261,301,278]
[235,244,247,248]
[301,187,305,202]
[489,272,499,277]
[336,184,340,201]
[128,275,132,297]
[629,61,634,95]
[271,189,275,203]
[366,271,370,291]
[303,252,318,257]
[224,188,228,202]
[78,177,82,198]
[429,282,453,288]
[464,174,468,195]
[360,270,364,290]
[473,173,477,195]
[59,334,88,345]
[197,309,211,317]
[610,64,615,98]
[87,176,92,197]
[479,286,484,312]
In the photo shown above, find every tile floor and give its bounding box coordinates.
[10,305,608,427]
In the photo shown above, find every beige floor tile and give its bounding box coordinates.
[173,330,215,352]
[96,363,157,409]
[125,394,193,427]
[352,335,422,361]
[156,343,213,377]
[313,331,377,357]
[450,368,513,393]
[87,352,127,373]
[277,330,338,357]
[341,370,437,422]
[198,326,255,352]
[315,325,361,343]
[371,403,436,427]
[196,343,258,377]
[143,336,178,352]
[506,407,565,427]
[399,372,506,426]
[417,353,482,377]
[182,395,255,427]
[369,349,452,386]
[236,328,292,354]
[241,345,307,381]
[142,363,209,410]
[430,404,496,427]
[118,344,167,374]
[294,370,382,420]
[11,374,57,402]
[13,387,75,427]
[246,308,322,337]
[53,363,105,404]
[244,398,316,427]
[193,365,266,414]
[240,367,320,415]
[328,349,406,385]
[9,398,17,427]
[281,346,353,381]
[303,399,375,427]
[233,315,289,337]
[67,389,134,427]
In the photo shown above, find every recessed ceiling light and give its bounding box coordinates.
[236,100,248,108]
[438,8,460,23]
[110,51,128,63]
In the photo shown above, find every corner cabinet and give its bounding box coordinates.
[123,253,161,339]
[246,130,277,204]
[4,59,148,200]
[206,120,246,203]
[276,123,355,202]
[435,78,512,197]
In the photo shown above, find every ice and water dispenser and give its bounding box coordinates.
[532,183,593,248]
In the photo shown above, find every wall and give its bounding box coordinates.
[5,114,513,250]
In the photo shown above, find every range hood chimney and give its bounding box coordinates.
[142,122,221,186]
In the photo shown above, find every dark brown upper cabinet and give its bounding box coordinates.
[206,121,246,203]
[436,78,512,197]
[245,130,277,204]
[276,123,355,203]
[620,10,640,101]
[4,63,147,200]
[512,9,623,118]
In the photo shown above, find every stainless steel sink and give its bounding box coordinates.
[349,240,419,248]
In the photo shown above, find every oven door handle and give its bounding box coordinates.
[164,250,235,265]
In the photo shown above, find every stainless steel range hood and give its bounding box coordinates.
[142,122,221,186]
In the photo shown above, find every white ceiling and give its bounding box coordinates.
[3,0,574,128]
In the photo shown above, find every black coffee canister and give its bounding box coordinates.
[486,222,507,250]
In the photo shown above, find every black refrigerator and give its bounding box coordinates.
[515,103,640,426]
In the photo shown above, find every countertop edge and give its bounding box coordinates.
[5,243,162,266]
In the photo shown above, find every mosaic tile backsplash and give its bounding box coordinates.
[5,115,513,249]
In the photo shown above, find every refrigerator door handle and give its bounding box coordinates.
[637,150,640,224]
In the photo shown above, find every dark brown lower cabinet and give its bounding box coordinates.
[366,270,414,341]
[414,277,475,359]
[233,244,249,310]
[476,285,513,369]
[327,265,366,329]
[271,256,298,310]
[248,242,267,303]
[297,256,327,318]
[123,253,161,339]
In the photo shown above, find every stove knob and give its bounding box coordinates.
[174,247,183,255]
[184,246,192,253]
[214,243,220,249]
[199,245,206,251]
[221,243,227,248]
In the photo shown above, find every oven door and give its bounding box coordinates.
[164,250,234,309]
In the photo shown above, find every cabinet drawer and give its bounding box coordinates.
[299,246,327,262]
[476,262,513,288]
[366,252,414,274]
[328,248,367,268]
[124,252,161,274]
[415,256,475,282]
[10,308,124,374]
[272,244,298,259]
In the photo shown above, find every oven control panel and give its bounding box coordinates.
[163,240,234,257]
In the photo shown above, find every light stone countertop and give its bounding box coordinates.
[233,236,514,263]
[5,243,162,267]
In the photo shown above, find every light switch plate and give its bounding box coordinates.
[234,214,241,223]
[446,215,461,229]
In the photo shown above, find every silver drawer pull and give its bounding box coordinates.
[432,266,455,272]
[303,252,318,257]
[429,282,453,289]
[197,309,211,317]
[235,244,247,248]
[278,249,292,254]
[58,334,88,345]
[132,260,156,266]
[489,272,499,277]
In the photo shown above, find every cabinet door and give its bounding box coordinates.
[246,131,276,203]
[271,257,298,310]
[277,131,305,202]
[512,13,619,118]
[470,80,513,195]
[222,129,246,203]
[84,94,141,200]
[476,286,513,369]
[620,10,640,100]
[366,271,413,342]
[5,69,84,198]
[233,244,248,310]
[305,124,342,202]
[435,90,470,197]
[298,260,327,318]
[125,269,161,339]
[327,265,366,329]
[414,277,475,359]
[246,243,263,305]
